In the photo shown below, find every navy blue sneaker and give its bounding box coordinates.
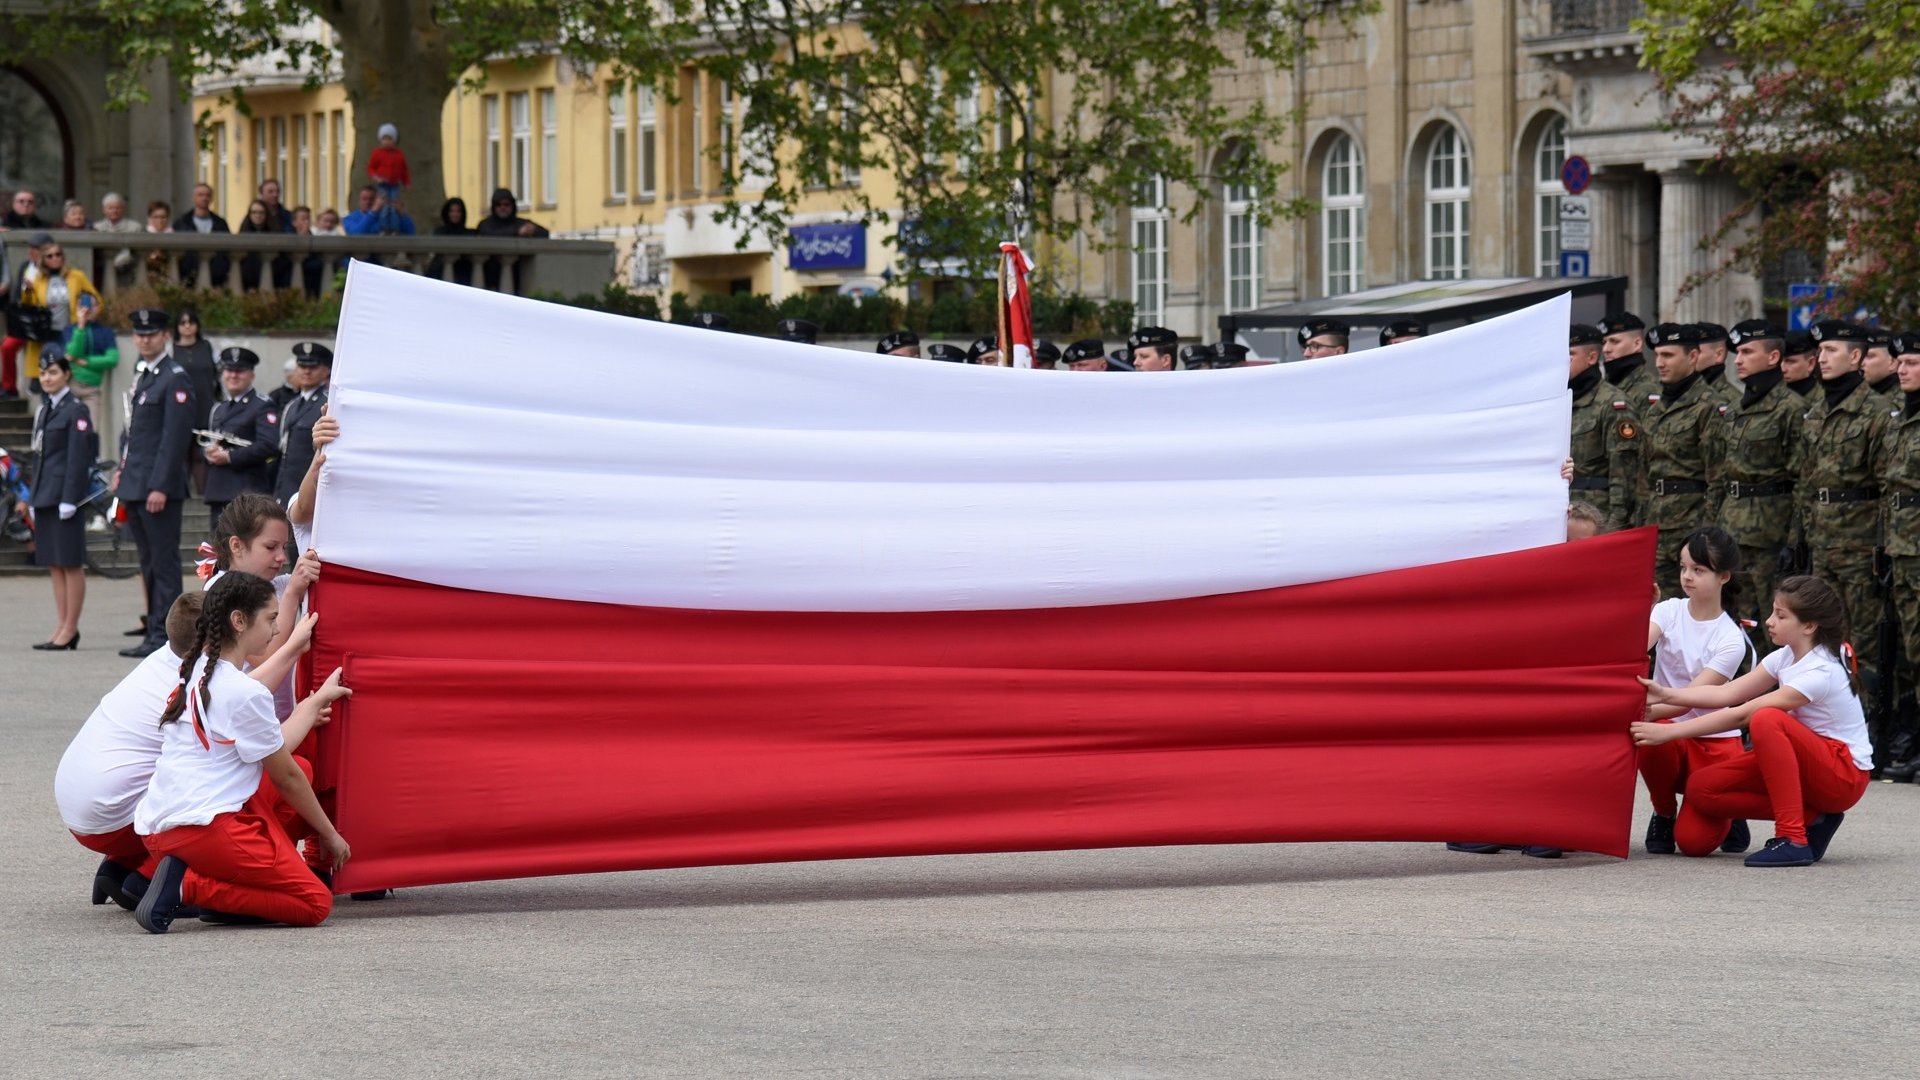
[134,856,188,933]
[1644,814,1676,854]
[349,889,393,901]
[199,909,272,926]
[1805,812,1846,862]
[1444,842,1510,854]
[110,870,150,912]
[1520,846,1564,859]
[1743,837,1815,867]
[91,857,125,906]
[1719,819,1752,854]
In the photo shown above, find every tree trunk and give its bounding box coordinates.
[323,0,457,232]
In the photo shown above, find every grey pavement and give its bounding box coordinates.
[2,574,1917,1079]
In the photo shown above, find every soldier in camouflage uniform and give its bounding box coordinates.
[1568,323,1643,531]
[1597,312,1662,524]
[1640,323,1728,596]
[1874,331,1920,781]
[1694,322,1739,408]
[1864,330,1899,399]
[1782,331,1821,397]
[1716,320,1803,634]
[1797,319,1898,751]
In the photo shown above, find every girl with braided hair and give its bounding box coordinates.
[1636,575,1875,867]
[203,491,320,720]
[133,572,352,933]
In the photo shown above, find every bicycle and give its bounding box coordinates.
[80,460,138,579]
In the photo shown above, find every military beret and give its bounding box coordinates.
[1062,339,1105,363]
[1296,318,1350,346]
[216,346,260,370]
[1214,341,1251,365]
[1727,319,1785,347]
[966,336,999,362]
[774,318,819,344]
[1107,348,1137,371]
[1379,318,1427,346]
[927,343,968,362]
[1127,326,1177,351]
[291,341,334,366]
[38,344,70,372]
[1694,321,1729,344]
[876,329,919,353]
[690,311,731,331]
[1809,320,1868,344]
[1178,343,1217,369]
[1892,332,1920,357]
[1784,330,1816,356]
[1597,312,1645,335]
[128,307,170,334]
[1569,323,1604,347]
[1646,323,1703,348]
[1033,340,1061,366]
[1867,328,1892,349]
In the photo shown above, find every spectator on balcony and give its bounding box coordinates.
[368,122,412,235]
[62,296,118,414]
[1,231,45,399]
[476,187,547,294]
[95,192,143,288]
[4,189,47,229]
[59,200,88,229]
[256,179,296,291]
[237,200,295,292]
[312,208,343,236]
[145,200,175,282]
[24,238,101,394]
[173,183,231,290]
[292,206,325,298]
[428,197,474,287]
[342,185,414,238]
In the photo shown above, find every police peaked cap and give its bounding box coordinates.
[1597,312,1645,335]
[217,346,261,370]
[774,318,819,344]
[1727,320,1785,347]
[291,341,334,365]
[1033,340,1061,366]
[1892,331,1920,357]
[966,336,999,361]
[1128,326,1178,351]
[690,311,731,331]
[1295,318,1349,346]
[1106,348,1136,371]
[1214,341,1251,364]
[1178,343,1216,368]
[1569,323,1604,347]
[128,307,170,334]
[1062,339,1105,363]
[1693,321,1729,344]
[876,329,919,353]
[1809,320,1868,344]
[927,343,968,362]
[1379,318,1428,346]
[1645,323,1703,348]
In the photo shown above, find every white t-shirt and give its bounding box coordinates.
[1651,598,1749,732]
[204,568,297,720]
[284,491,314,554]
[53,647,181,834]
[1760,645,1874,770]
[134,657,285,835]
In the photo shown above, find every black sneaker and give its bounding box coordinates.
[1806,812,1846,862]
[1719,819,1752,854]
[1520,847,1564,859]
[199,909,272,926]
[134,856,188,933]
[1644,814,1676,854]
[1743,837,1815,867]
[1880,757,1920,783]
[349,889,393,901]
[91,857,124,906]
[1444,842,1510,854]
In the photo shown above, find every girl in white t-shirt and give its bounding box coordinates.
[1639,528,1753,855]
[133,572,353,932]
[206,492,323,720]
[1635,575,1874,867]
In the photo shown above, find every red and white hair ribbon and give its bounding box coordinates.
[195,540,219,581]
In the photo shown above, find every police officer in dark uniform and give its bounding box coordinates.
[1178,343,1216,370]
[28,350,97,650]
[689,312,731,332]
[201,346,281,525]
[1129,327,1178,371]
[1033,340,1061,369]
[116,307,196,658]
[877,330,920,358]
[1380,319,1427,347]
[1215,341,1251,368]
[273,342,331,511]
[1062,339,1105,372]
[775,318,819,345]
[967,336,1000,365]
[927,343,967,363]
[1297,318,1349,359]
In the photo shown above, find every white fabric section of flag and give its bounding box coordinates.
[315,263,1572,612]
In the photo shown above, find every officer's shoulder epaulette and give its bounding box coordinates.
[164,360,186,376]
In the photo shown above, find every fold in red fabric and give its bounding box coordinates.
[308,530,1656,891]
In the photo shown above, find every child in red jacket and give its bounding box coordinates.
[368,123,411,234]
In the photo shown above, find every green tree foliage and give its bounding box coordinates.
[1639,0,1920,321]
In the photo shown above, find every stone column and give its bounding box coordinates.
[1657,167,1712,322]
[1587,171,1636,282]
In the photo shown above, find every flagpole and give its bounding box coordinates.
[996,248,1012,367]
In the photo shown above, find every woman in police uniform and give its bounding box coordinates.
[29,350,98,649]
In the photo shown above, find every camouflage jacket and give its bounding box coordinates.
[1717,376,1803,550]
[1570,373,1644,531]
[1638,373,1728,533]
[1879,407,1920,558]
[1797,380,1896,555]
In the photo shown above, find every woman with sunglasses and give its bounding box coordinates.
[23,241,100,392]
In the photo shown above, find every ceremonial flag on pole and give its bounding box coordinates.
[999,242,1035,369]
[308,265,1651,893]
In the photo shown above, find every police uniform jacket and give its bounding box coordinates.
[29,392,97,509]
[116,355,196,501]
[1716,373,1803,554]
[1569,370,1643,532]
[1796,379,1894,560]
[1638,372,1728,536]
[274,383,328,504]
[202,388,282,502]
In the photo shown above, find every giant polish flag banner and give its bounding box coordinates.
[309,264,1652,892]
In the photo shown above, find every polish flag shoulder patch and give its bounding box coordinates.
[75,417,89,432]
[266,411,278,424]
[174,389,189,404]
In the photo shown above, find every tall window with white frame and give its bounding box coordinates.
[197,137,211,185]
[718,80,735,184]
[691,71,704,192]
[1424,125,1471,280]
[1534,116,1568,277]
[609,85,628,200]
[332,112,346,211]
[316,114,329,212]
[273,117,289,198]
[509,91,532,208]
[539,88,557,208]
[638,87,657,197]
[1322,133,1365,296]
[295,116,309,205]
[484,96,501,196]
[840,61,862,186]
[1224,175,1262,312]
[252,119,266,196]
[215,124,228,207]
[1131,174,1169,328]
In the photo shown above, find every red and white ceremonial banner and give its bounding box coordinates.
[999,242,1036,369]
[309,265,1652,892]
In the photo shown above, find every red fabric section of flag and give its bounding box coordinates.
[999,242,1035,368]
[308,530,1655,891]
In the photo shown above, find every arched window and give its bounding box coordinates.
[1131,173,1168,327]
[1533,116,1568,277]
[1321,134,1365,296]
[1424,125,1471,280]
[1223,177,1261,312]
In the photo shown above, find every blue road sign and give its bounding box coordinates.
[1788,283,1834,331]
[1558,250,1590,278]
